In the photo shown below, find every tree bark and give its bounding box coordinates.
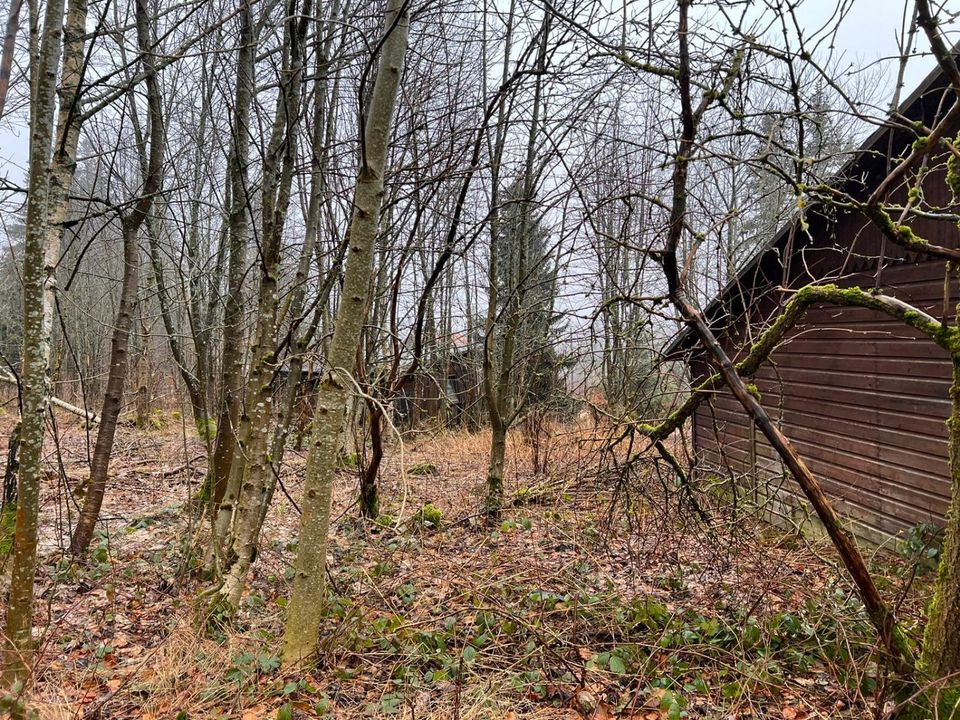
[69,0,165,556]
[917,356,960,696]
[69,222,140,555]
[270,0,344,477]
[3,0,82,682]
[213,0,308,611]
[209,0,255,530]
[359,404,381,518]
[281,0,409,665]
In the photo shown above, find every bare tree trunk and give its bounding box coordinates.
[674,291,914,674]
[282,0,409,665]
[3,0,83,682]
[359,404,382,518]
[209,0,255,540]
[213,0,308,611]
[69,0,164,557]
[0,0,23,118]
[144,214,208,438]
[479,0,515,519]
[270,0,344,474]
[482,6,548,517]
[915,356,960,701]
[0,421,20,562]
[69,225,140,555]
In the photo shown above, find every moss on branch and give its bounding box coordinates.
[639,284,959,443]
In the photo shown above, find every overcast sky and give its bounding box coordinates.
[0,0,955,186]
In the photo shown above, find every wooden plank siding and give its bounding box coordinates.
[692,221,957,543]
[684,78,960,542]
[677,66,960,543]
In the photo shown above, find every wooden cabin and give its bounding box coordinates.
[668,64,960,544]
[394,348,484,430]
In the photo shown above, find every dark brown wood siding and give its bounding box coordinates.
[683,69,960,543]
[692,199,957,544]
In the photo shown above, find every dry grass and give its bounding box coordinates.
[0,414,934,719]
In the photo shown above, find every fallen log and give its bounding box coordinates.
[0,371,99,426]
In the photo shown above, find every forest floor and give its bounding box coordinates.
[0,409,936,720]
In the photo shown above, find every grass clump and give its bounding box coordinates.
[408,461,439,476]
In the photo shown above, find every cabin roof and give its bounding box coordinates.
[664,59,954,358]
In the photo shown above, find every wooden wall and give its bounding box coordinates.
[692,176,957,543]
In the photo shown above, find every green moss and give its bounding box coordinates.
[0,504,15,557]
[947,134,960,200]
[147,409,168,431]
[745,383,762,401]
[413,502,443,529]
[336,452,359,469]
[374,513,395,528]
[896,686,960,720]
[895,223,930,250]
[196,416,217,442]
[408,461,438,476]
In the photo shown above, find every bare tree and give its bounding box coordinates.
[3,0,91,680]
[282,0,410,665]
[70,0,167,556]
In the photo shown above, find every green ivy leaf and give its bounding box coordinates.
[608,654,626,674]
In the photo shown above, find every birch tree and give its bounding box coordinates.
[3,0,90,681]
[210,0,310,611]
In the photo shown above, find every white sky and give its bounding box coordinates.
[0,0,955,189]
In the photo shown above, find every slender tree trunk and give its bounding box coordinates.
[917,356,960,698]
[69,223,140,555]
[209,0,255,538]
[69,0,164,557]
[270,0,343,472]
[282,0,409,665]
[212,0,308,610]
[0,0,23,118]
[144,214,208,437]
[359,403,382,518]
[3,0,82,682]
[0,421,20,561]
[674,291,913,673]
[486,414,507,514]
[656,0,915,685]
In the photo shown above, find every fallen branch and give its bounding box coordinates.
[0,371,99,426]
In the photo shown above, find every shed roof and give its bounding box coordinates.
[664,58,954,357]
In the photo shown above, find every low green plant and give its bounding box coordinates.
[225,650,280,683]
[413,503,443,528]
[336,452,359,469]
[900,523,943,574]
